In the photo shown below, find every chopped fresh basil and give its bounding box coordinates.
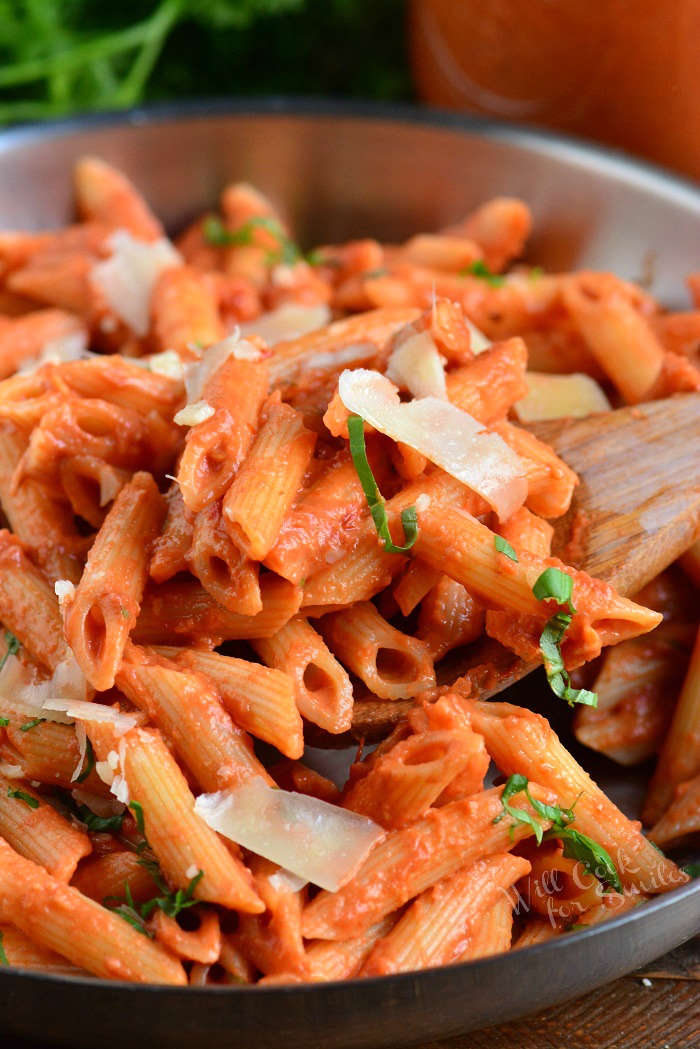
[0,631,20,673]
[7,787,39,809]
[347,415,418,555]
[20,717,46,732]
[494,535,518,562]
[0,717,8,728]
[494,774,621,891]
[203,213,301,266]
[75,739,96,784]
[459,259,505,287]
[683,862,700,878]
[140,870,204,921]
[129,800,146,836]
[0,930,8,966]
[532,569,597,707]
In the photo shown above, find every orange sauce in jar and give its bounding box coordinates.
[410,0,700,180]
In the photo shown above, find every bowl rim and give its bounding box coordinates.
[0,95,698,211]
[0,95,698,1002]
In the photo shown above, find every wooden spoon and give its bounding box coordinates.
[346,392,700,742]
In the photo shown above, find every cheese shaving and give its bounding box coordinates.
[385,330,446,399]
[71,721,88,783]
[241,303,330,346]
[41,698,138,734]
[173,400,214,427]
[465,317,492,354]
[338,369,528,521]
[91,230,181,336]
[514,372,612,423]
[183,333,262,405]
[19,331,89,374]
[195,780,384,893]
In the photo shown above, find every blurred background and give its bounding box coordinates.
[1,1,698,180]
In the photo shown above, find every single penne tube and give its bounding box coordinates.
[562,273,664,402]
[416,576,485,660]
[647,773,700,849]
[270,759,341,803]
[0,922,86,975]
[253,616,353,734]
[456,892,514,961]
[394,233,482,272]
[156,646,303,760]
[414,502,662,654]
[116,642,272,789]
[322,602,435,700]
[512,917,561,950]
[359,853,530,976]
[0,309,86,379]
[74,155,163,240]
[0,530,70,669]
[176,356,269,513]
[150,264,224,357]
[492,420,578,519]
[0,838,186,984]
[264,454,369,584]
[343,729,484,828]
[149,483,194,583]
[267,306,420,389]
[59,455,130,529]
[187,500,261,615]
[2,716,106,793]
[0,423,86,582]
[0,772,91,880]
[7,251,94,317]
[643,625,700,825]
[134,574,302,645]
[305,916,397,982]
[573,690,669,767]
[71,850,160,905]
[445,338,528,425]
[393,560,441,616]
[87,723,263,914]
[222,395,316,560]
[64,472,165,690]
[444,196,532,270]
[301,783,555,941]
[56,355,184,419]
[467,700,687,894]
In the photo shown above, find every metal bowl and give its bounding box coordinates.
[1,100,699,1049]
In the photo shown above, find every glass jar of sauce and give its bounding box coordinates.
[410,0,700,180]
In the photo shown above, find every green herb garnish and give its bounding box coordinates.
[140,870,204,920]
[203,214,301,266]
[106,883,154,939]
[459,259,505,287]
[0,717,9,728]
[129,800,146,836]
[494,535,518,562]
[7,787,39,809]
[0,631,20,673]
[76,739,96,784]
[494,774,621,891]
[20,718,46,732]
[347,414,418,555]
[532,568,597,707]
[0,930,9,967]
[683,862,700,878]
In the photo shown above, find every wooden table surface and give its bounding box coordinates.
[6,940,699,1049]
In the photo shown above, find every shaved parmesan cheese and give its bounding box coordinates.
[185,864,199,880]
[241,303,331,346]
[173,400,214,427]
[42,698,138,734]
[19,331,89,374]
[515,372,611,423]
[98,469,124,508]
[111,774,130,805]
[0,651,88,726]
[54,579,75,610]
[91,230,181,336]
[0,763,23,779]
[268,870,308,894]
[183,333,261,405]
[95,761,114,787]
[465,318,492,354]
[339,369,528,521]
[195,780,384,893]
[386,331,446,399]
[146,349,185,380]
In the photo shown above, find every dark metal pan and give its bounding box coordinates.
[0,100,698,1049]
